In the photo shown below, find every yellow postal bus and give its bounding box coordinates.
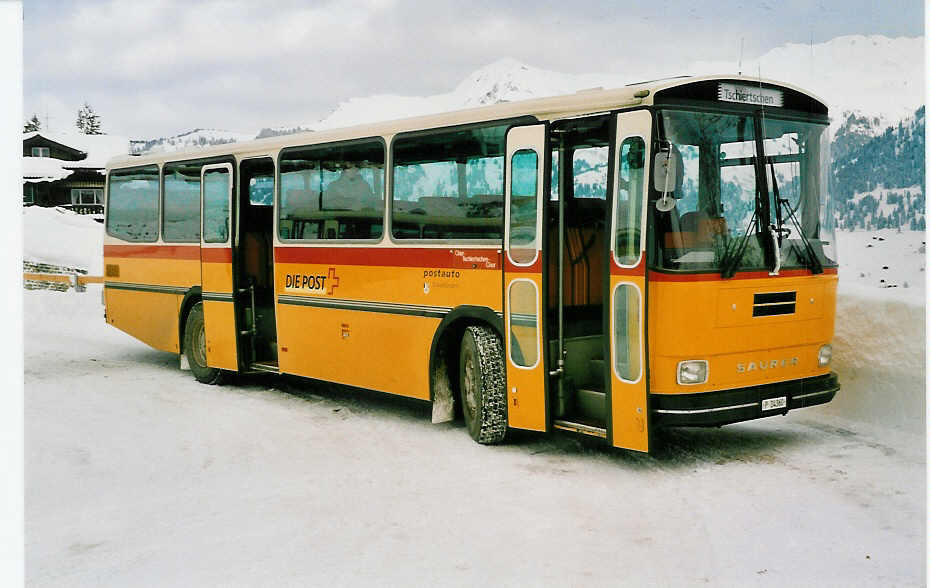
[103,75,839,453]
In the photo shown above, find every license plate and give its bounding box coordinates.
[762,396,787,411]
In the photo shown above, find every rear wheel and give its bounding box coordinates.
[459,325,507,444]
[184,302,224,385]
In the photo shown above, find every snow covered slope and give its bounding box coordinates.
[130,128,256,155]
[312,59,626,131]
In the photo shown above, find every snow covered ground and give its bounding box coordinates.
[23,210,926,586]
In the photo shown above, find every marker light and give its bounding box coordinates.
[818,344,833,367]
[677,360,708,385]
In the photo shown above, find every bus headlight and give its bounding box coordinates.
[818,344,833,367]
[677,360,708,385]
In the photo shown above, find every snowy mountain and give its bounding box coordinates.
[133,35,923,145]
[129,35,924,231]
[831,111,895,162]
[310,59,627,131]
[833,106,925,231]
[130,128,255,155]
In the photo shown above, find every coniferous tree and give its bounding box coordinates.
[76,102,102,134]
[23,114,41,132]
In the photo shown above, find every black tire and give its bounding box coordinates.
[184,302,224,385]
[459,325,507,444]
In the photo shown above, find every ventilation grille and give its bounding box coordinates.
[753,291,796,317]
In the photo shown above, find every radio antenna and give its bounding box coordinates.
[809,32,814,85]
[738,37,744,76]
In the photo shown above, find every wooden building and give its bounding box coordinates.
[23,131,128,214]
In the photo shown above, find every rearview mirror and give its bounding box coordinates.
[653,146,683,212]
[653,149,679,193]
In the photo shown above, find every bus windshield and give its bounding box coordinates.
[653,109,836,274]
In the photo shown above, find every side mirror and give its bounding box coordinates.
[653,150,679,193]
[653,147,682,212]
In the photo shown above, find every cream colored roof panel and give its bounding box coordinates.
[107,74,825,170]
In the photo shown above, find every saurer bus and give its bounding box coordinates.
[103,75,839,453]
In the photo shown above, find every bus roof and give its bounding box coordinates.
[108,74,828,169]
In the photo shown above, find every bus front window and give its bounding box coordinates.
[654,109,836,274]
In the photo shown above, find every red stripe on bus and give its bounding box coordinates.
[274,247,502,270]
[609,256,646,276]
[201,248,232,263]
[104,244,200,260]
[649,267,838,282]
[504,257,542,273]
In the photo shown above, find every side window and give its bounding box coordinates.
[508,279,539,368]
[613,283,642,382]
[163,161,202,242]
[249,175,274,206]
[614,136,646,266]
[392,123,508,240]
[549,149,559,200]
[573,146,608,199]
[279,140,384,240]
[202,169,230,243]
[106,165,159,242]
[508,149,538,263]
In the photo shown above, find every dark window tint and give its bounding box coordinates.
[279,140,384,240]
[163,161,202,242]
[392,124,508,240]
[106,165,159,242]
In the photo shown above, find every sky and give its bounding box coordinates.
[22,0,925,139]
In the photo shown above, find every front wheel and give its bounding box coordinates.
[459,325,507,444]
[184,302,224,385]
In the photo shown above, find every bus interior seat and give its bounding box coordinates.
[666,211,727,248]
[242,230,272,290]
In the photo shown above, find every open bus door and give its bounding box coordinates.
[608,110,651,452]
[199,163,240,371]
[503,124,548,431]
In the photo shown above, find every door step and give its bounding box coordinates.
[249,361,279,374]
[575,387,606,421]
[553,419,607,438]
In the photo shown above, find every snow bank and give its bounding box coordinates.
[22,207,103,275]
[825,289,926,434]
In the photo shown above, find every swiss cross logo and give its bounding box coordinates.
[326,267,340,296]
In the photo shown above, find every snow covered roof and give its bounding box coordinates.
[22,157,74,183]
[23,131,130,169]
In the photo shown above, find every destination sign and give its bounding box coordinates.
[718,83,783,107]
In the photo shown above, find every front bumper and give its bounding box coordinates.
[651,372,839,427]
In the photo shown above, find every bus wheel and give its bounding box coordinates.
[184,302,224,385]
[459,325,506,444]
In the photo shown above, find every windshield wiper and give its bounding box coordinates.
[719,192,761,279]
[768,157,822,274]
